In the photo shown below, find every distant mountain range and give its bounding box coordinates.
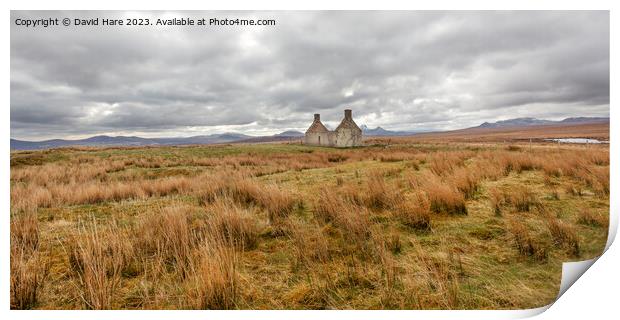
[10,133,253,150]
[10,117,609,150]
[477,117,609,129]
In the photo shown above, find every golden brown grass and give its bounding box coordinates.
[417,173,468,215]
[394,192,432,231]
[135,206,194,276]
[206,199,260,250]
[339,183,366,206]
[10,250,46,310]
[288,218,330,268]
[258,184,300,224]
[10,211,47,310]
[507,219,548,261]
[404,244,462,309]
[365,170,399,209]
[507,186,539,212]
[9,139,609,310]
[428,151,473,176]
[577,209,608,227]
[585,166,610,196]
[488,187,506,216]
[11,210,39,253]
[314,190,372,244]
[374,238,400,304]
[11,177,194,211]
[547,217,580,257]
[186,234,239,309]
[68,220,133,309]
[448,167,482,199]
[196,174,298,224]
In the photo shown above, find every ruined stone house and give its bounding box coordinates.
[304,109,362,147]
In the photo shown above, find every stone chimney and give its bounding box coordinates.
[344,109,352,120]
[314,114,320,121]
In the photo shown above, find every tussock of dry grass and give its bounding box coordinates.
[186,234,239,309]
[508,219,548,261]
[196,174,257,205]
[68,220,134,309]
[379,151,421,163]
[500,152,537,174]
[577,209,608,227]
[11,210,40,253]
[339,183,366,206]
[135,206,194,276]
[403,245,462,309]
[448,167,481,199]
[314,190,372,243]
[507,186,539,212]
[586,166,610,196]
[10,211,47,310]
[10,250,46,310]
[206,199,260,250]
[428,151,473,176]
[373,238,400,303]
[387,231,402,254]
[288,218,330,268]
[547,217,580,257]
[394,192,432,231]
[585,150,609,166]
[365,170,400,209]
[423,175,467,215]
[327,153,349,163]
[540,157,574,178]
[565,184,584,197]
[197,174,298,224]
[488,187,506,216]
[258,184,300,223]
[11,186,52,212]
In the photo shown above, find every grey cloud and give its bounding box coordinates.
[11,11,609,140]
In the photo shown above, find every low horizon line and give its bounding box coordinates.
[10,115,610,142]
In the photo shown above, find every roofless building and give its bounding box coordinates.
[304,109,362,147]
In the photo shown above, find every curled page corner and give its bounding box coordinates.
[534,206,617,315]
[557,258,598,298]
[511,305,552,319]
[518,258,602,319]
[543,206,617,311]
[605,207,618,251]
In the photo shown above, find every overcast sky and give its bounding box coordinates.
[11,11,609,140]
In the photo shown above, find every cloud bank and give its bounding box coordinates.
[11,11,609,140]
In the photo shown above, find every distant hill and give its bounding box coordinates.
[477,117,608,129]
[232,130,304,144]
[274,130,304,137]
[11,117,610,150]
[10,130,309,150]
[560,117,610,124]
[10,133,253,150]
[149,133,251,145]
[360,125,418,136]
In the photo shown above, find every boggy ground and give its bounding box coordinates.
[10,141,609,310]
